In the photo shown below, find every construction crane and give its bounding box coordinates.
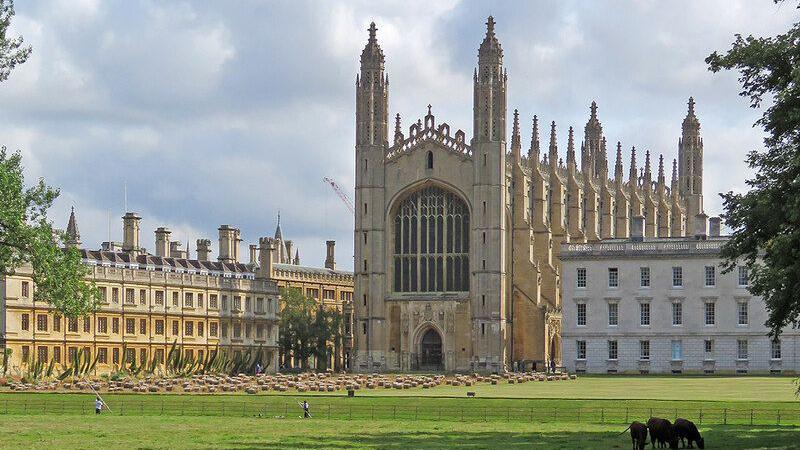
[323,177,355,214]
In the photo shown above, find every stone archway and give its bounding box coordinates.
[418,328,443,371]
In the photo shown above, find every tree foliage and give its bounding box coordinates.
[0,0,31,82]
[706,4,800,337]
[278,287,343,371]
[0,148,100,317]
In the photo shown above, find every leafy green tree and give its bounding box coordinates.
[278,287,343,371]
[706,2,800,337]
[0,148,100,317]
[0,0,31,82]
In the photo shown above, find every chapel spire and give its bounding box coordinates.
[511,109,521,162]
[614,142,624,181]
[529,115,540,161]
[65,206,81,248]
[473,16,506,142]
[566,126,576,171]
[629,146,638,185]
[548,121,558,169]
[356,22,389,147]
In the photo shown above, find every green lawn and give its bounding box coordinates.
[333,375,799,402]
[0,376,798,448]
[0,415,796,449]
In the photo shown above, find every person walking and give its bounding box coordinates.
[95,397,104,415]
[299,400,310,419]
[255,362,262,375]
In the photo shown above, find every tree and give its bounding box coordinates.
[706,2,800,338]
[278,287,343,371]
[0,0,31,82]
[0,148,100,317]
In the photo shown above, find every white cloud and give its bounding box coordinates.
[1,0,795,270]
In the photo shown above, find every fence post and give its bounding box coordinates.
[777,409,780,425]
[483,407,486,422]
[161,398,164,415]
[24,399,28,414]
[750,409,753,426]
[625,408,628,423]
[243,402,246,417]
[649,408,652,418]
[554,409,558,421]
[674,408,677,420]
[4,399,7,414]
[350,405,353,420]
[461,408,463,422]
[329,404,332,419]
[140,400,144,415]
[601,408,604,424]
[415,406,418,421]
[284,403,287,417]
[120,399,124,416]
[723,408,727,425]
[439,407,442,421]
[699,410,702,426]
[529,408,533,422]
[372,405,375,420]
[577,408,581,423]
[395,406,398,420]
[222,402,225,417]
[506,409,510,421]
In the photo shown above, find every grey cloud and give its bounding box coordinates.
[0,0,795,269]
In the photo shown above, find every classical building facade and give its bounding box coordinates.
[259,218,354,371]
[353,17,705,373]
[0,210,285,375]
[560,218,799,374]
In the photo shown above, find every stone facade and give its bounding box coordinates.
[560,234,799,374]
[1,210,281,375]
[259,230,354,371]
[353,17,705,373]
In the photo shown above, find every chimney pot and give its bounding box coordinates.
[155,227,171,257]
[325,240,336,270]
[694,213,709,239]
[709,216,722,237]
[122,212,142,256]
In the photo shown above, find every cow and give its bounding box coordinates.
[647,417,679,449]
[620,421,649,450]
[673,418,704,449]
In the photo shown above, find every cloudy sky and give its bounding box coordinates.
[1,1,796,270]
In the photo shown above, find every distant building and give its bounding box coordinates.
[561,216,799,374]
[259,216,354,371]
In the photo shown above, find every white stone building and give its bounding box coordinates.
[561,218,799,374]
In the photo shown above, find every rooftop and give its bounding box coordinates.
[560,236,729,259]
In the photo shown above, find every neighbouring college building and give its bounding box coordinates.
[561,216,799,374]
[0,210,353,375]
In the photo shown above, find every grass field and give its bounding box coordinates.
[0,376,798,449]
[0,415,797,449]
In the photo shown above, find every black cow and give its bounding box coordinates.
[647,417,679,449]
[620,421,649,450]
[673,418,704,449]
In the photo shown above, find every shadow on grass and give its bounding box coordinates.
[220,425,800,450]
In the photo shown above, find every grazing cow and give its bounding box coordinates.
[620,421,649,450]
[673,418,704,449]
[647,417,679,449]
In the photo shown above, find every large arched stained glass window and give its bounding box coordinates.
[393,186,470,293]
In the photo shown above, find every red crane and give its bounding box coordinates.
[323,177,355,214]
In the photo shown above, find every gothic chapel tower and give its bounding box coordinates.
[354,22,389,370]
